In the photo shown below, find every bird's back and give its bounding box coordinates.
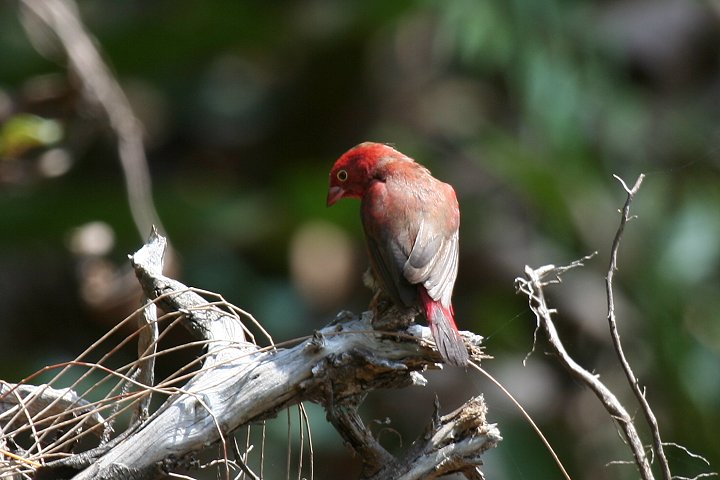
[361,161,459,309]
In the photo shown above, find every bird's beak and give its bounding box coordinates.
[326,186,345,206]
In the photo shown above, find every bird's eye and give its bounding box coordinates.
[336,169,348,182]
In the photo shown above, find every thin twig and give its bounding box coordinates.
[132,297,159,425]
[260,420,266,480]
[523,252,597,366]
[286,406,292,480]
[672,475,720,480]
[663,443,718,479]
[167,472,195,480]
[663,443,712,466]
[607,174,671,480]
[297,405,304,480]
[232,434,260,480]
[471,362,572,480]
[300,404,314,480]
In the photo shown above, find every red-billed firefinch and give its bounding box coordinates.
[327,142,468,366]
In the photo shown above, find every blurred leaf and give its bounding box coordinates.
[0,113,63,159]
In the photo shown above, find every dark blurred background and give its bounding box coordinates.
[1,1,719,479]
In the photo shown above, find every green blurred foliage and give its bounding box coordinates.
[0,0,718,478]
[0,113,63,158]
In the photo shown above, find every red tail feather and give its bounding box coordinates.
[418,288,468,366]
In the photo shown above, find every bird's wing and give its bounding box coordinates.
[362,180,418,307]
[362,174,459,309]
[364,228,417,307]
[403,217,459,308]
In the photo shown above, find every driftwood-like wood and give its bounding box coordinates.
[17,230,496,479]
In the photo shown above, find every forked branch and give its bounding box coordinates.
[515,259,654,480]
[515,174,716,480]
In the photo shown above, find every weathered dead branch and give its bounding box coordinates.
[0,229,493,480]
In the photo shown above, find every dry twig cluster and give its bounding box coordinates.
[515,175,716,480]
[0,229,494,480]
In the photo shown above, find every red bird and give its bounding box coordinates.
[327,142,468,366]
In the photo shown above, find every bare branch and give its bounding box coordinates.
[515,261,655,480]
[366,396,500,480]
[11,230,491,480]
[515,172,716,480]
[522,252,598,366]
[606,174,672,480]
[0,383,106,437]
[130,299,158,425]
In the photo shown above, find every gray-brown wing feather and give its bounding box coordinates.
[364,225,418,307]
[362,172,459,310]
[403,219,458,308]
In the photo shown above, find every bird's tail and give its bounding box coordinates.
[419,288,469,366]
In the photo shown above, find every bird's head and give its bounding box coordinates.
[327,142,404,206]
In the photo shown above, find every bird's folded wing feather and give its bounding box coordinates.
[403,219,458,308]
[362,174,459,309]
[364,226,417,306]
